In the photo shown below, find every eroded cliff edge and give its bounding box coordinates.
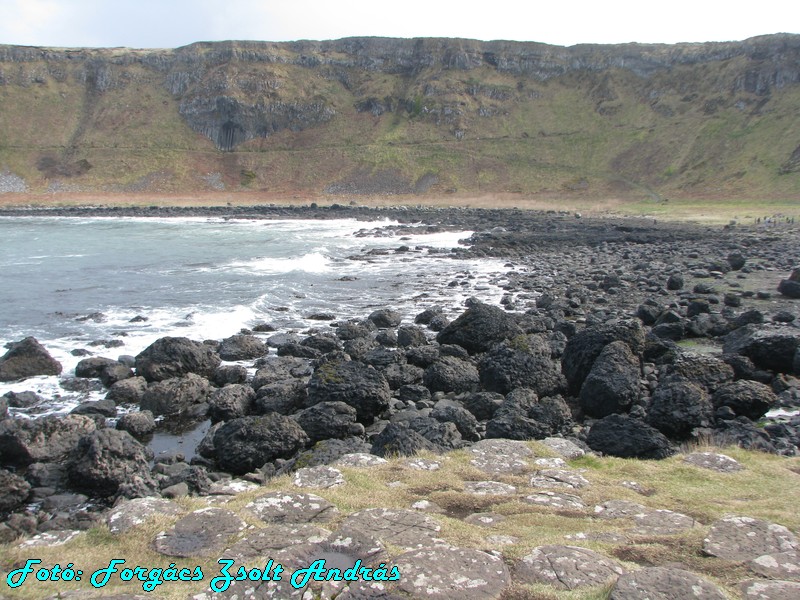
[1,35,798,197]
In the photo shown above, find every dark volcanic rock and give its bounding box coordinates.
[295,401,360,442]
[116,410,156,439]
[254,379,308,415]
[67,429,157,499]
[723,325,800,374]
[207,384,256,422]
[368,308,403,328]
[75,356,119,378]
[712,379,778,420]
[561,320,645,395]
[0,337,62,381]
[436,301,523,354]
[105,375,148,404]
[647,377,713,438]
[431,403,480,442]
[217,334,267,361]
[778,268,800,298]
[662,353,735,392]
[397,325,428,347]
[778,278,800,298]
[0,414,96,467]
[71,399,118,418]
[587,414,675,459]
[371,423,441,457]
[712,417,776,452]
[140,373,212,417]
[478,337,565,396]
[485,389,551,441]
[213,414,309,475]
[423,356,480,394]
[212,364,248,386]
[461,391,505,420]
[667,273,684,290]
[307,360,391,424]
[251,356,312,389]
[277,342,322,359]
[579,340,641,418]
[407,416,463,450]
[0,468,31,515]
[289,437,372,469]
[134,336,220,382]
[2,390,42,409]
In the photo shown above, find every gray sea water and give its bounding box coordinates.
[0,216,522,418]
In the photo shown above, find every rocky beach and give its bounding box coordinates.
[1,204,799,599]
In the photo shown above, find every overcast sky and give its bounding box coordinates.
[0,0,797,49]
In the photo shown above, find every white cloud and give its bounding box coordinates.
[0,0,68,46]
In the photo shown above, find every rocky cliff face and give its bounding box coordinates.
[0,35,798,196]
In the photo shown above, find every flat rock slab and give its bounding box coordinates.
[335,453,388,468]
[620,480,652,495]
[529,469,590,489]
[566,531,628,544]
[463,480,517,495]
[534,457,568,468]
[540,437,586,459]
[222,523,332,563]
[153,507,247,558]
[411,499,445,513]
[18,530,81,548]
[594,500,649,519]
[207,479,261,495]
[403,458,442,471]
[741,579,800,599]
[486,534,518,546]
[749,551,800,581]
[630,509,696,536]
[524,491,586,511]
[464,512,506,527]
[513,545,625,590]
[684,452,744,473]
[610,567,727,600]
[468,438,532,475]
[293,465,345,489]
[199,533,387,600]
[339,508,441,549]
[370,545,510,599]
[106,497,183,534]
[245,491,339,524]
[703,516,798,561]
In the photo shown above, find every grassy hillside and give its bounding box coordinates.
[0,37,798,201]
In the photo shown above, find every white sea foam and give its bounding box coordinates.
[224,252,333,274]
[0,216,520,420]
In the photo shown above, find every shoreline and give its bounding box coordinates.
[1,201,800,599]
[2,191,800,226]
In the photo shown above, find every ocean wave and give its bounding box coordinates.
[224,252,333,274]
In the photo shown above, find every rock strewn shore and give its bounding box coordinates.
[0,206,799,598]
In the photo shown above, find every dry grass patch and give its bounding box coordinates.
[610,531,752,593]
